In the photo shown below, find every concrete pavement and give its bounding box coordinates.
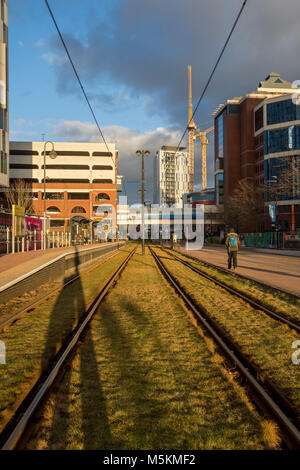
[0,243,113,290]
[177,244,300,296]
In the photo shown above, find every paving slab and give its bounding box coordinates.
[177,244,300,296]
[0,243,113,289]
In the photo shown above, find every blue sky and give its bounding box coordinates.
[8,0,300,203]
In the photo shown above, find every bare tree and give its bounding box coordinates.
[267,159,300,202]
[225,180,264,233]
[1,179,35,214]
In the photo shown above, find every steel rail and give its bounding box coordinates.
[160,246,300,334]
[0,244,123,332]
[150,246,300,450]
[172,245,300,301]
[1,245,137,450]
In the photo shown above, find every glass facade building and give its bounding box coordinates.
[264,125,300,154]
[0,0,8,187]
[264,156,300,202]
[262,97,300,205]
[217,113,224,159]
[267,99,300,125]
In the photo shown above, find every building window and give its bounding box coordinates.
[267,99,300,125]
[0,108,7,132]
[264,155,300,202]
[92,179,113,184]
[1,0,4,21]
[46,206,61,214]
[10,150,39,156]
[227,104,240,115]
[42,164,89,170]
[71,206,86,214]
[92,152,113,157]
[95,193,110,201]
[10,163,39,169]
[255,107,263,131]
[3,23,7,43]
[215,173,224,205]
[217,113,224,158]
[92,165,113,170]
[50,219,65,227]
[44,150,89,156]
[68,193,89,200]
[265,126,300,154]
[42,192,64,200]
[41,178,90,183]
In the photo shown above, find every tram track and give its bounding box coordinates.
[0,244,137,450]
[159,246,300,333]
[149,245,300,450]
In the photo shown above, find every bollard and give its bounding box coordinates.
[34,230,37,251]
[52,231,54,249]
[6,227,9,254]
[22,236,25,253]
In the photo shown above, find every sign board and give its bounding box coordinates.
[12,205,25,217]
[12,205,25,237]
[268,204,276,223]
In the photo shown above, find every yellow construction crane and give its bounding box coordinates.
[187,65,196,193]
[187,66,214,191]
[194,125,214,190]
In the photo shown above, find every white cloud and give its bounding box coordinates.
[18,41,24,47]
[51,120,183,175]
[10,130,37,139]
[34,38,45,48]
[41,52,67,66]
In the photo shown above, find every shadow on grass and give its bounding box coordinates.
[41,246,111,449]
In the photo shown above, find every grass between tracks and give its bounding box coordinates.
[172,247,300,324]
[25,246,279,450]
[153,247,300,417]
[0,244,134,435]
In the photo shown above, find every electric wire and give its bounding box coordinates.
[44,0,127,196]
[175,0,248,154]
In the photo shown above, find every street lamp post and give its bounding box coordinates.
[136,150,150,255]
[266,175,279,248]
[43,141,57,250]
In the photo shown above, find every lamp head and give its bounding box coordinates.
[49,150,57,159]
[144,150,150,157]
[136,150,142,157]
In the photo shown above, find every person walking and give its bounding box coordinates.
[225,228,240,270]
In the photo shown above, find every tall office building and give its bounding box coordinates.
[0,0,8,187]
[213,73,299,231]
[154,146,189,207]
[256,94,300,231]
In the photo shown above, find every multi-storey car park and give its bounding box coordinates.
[8,141,118,237]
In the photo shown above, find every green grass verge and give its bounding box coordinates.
[25,247,279,450]
[0,245,134,434]
[172,247,300,324]
[153,247,300,418]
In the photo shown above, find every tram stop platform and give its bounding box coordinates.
[0,243,115,292]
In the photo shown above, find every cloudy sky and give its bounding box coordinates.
[9,0,300,203]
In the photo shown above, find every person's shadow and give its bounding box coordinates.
[40,246,112,449]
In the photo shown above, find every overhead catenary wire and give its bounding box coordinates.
[44,0,127,196]
[175,0,248,154]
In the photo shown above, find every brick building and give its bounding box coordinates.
[213,73,298,232]
[8,141,118,238]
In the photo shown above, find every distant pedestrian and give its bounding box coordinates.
[225,228,240,270]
